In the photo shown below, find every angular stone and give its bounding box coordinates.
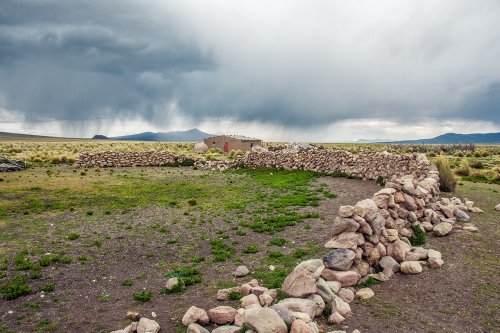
[126,311,141,321]
[259,293,274,307]
[428,257,444,268]
[315,278,335,302]
[354,199,378,221]
[331,217,359,236]
[338,205,354,218]
[208,306,237,325]
[244,307,288,333]
[270,305,294,328]
[307,294,325,317]
[386,228,399,242]
[391,240,411,262]
[241,294,260,308]
[282,268,317,298]
[331,294,352,317]
[427,249,442,259]
[379,256,400,273]
[338,288,354,303]
[212,326,240,333]
[239,283,252,296]
[355,288,374,299]
[290,319,315,333]
[323,249,355,271]
[136,318,160,333]
[182,306,210,326]
[321,269,360,287]
[400,261,423,274]
[326,281,341,293]
[327,311,345,324]
[456,209,470,222]
[433,222,453,237]
[294,259,324,278]
[325,232,360,250]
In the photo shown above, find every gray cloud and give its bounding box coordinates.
[0,0,499,137]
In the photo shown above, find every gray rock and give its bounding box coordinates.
[456,209,470,222]
[187,323,210,333]
[211,326,240,333]
[235,265,250,277]
[270,304,294,328]
[315,278,335,302]
[277,298,318,319]
[323,249,355,271]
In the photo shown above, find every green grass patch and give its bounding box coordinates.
[242,245,259,254]
[133,291,152,302]
[0,275,32,300]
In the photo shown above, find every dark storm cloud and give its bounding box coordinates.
[0,0,499,136]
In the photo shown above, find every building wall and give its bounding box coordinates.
[203,136,262,152]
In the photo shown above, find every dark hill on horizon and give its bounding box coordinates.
[388,132,500,144]
[110,128,214,142]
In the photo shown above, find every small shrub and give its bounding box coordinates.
[165,267,203,286]
[242,245,259,254]
[40,283,55,293]
[60,256,72,264]
[191,256,205,264]
[434,155,457,192]
[292,248,309,258]
[410,225,426,246]
[133,291,152,302]
[67,232,80,240]
[160,279,185,294]
[268,250,284,258]
[29,270,42,279]
[0,275,32,300]
[93,239,102,247]
[235,229,246,236]
[187,199,197,206]
[376,176,386,187]
[268,238,287,246]
[228,291,243,300]
[121,279,134,286]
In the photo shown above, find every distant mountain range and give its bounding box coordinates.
[388,132,500,144]
[94,128,214,142]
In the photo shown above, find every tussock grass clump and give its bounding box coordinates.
[133,291,152,302]
[434,155,457,192]
[455,158,470,176]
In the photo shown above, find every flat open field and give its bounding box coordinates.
[0,144,499,333]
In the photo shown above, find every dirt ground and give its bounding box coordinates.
[0,168,498,333]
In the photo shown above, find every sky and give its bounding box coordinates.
[1,0,500,142]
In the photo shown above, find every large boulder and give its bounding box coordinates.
[433,222,453,237]
[270,305,294,328]
[354,199,379,221]
[137,318,160,333]
[321,269,360,287]
[182,306,210,326]
[390,240,411,262]
[331,217,359,236]
[324,232,361,250]
[244,307,288,333]
[277,298,318,319]
[208,306,237,324]
[294,259,324,278]
[187,323,210,333]
[282,268,317,298]
[323,249,355,271]
[400,261,423,274]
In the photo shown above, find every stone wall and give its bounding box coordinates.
[75,151,190,168]
[75,146,431,184]
[245,148,431,181]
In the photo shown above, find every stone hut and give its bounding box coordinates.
[203,135,262,153]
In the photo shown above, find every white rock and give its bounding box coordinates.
[400,261,423,274]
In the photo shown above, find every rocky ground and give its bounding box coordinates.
[0,166,498,333]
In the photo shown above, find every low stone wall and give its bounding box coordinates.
[75,147,431,183]
[245,148,431,181]
[75,151,191,168]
